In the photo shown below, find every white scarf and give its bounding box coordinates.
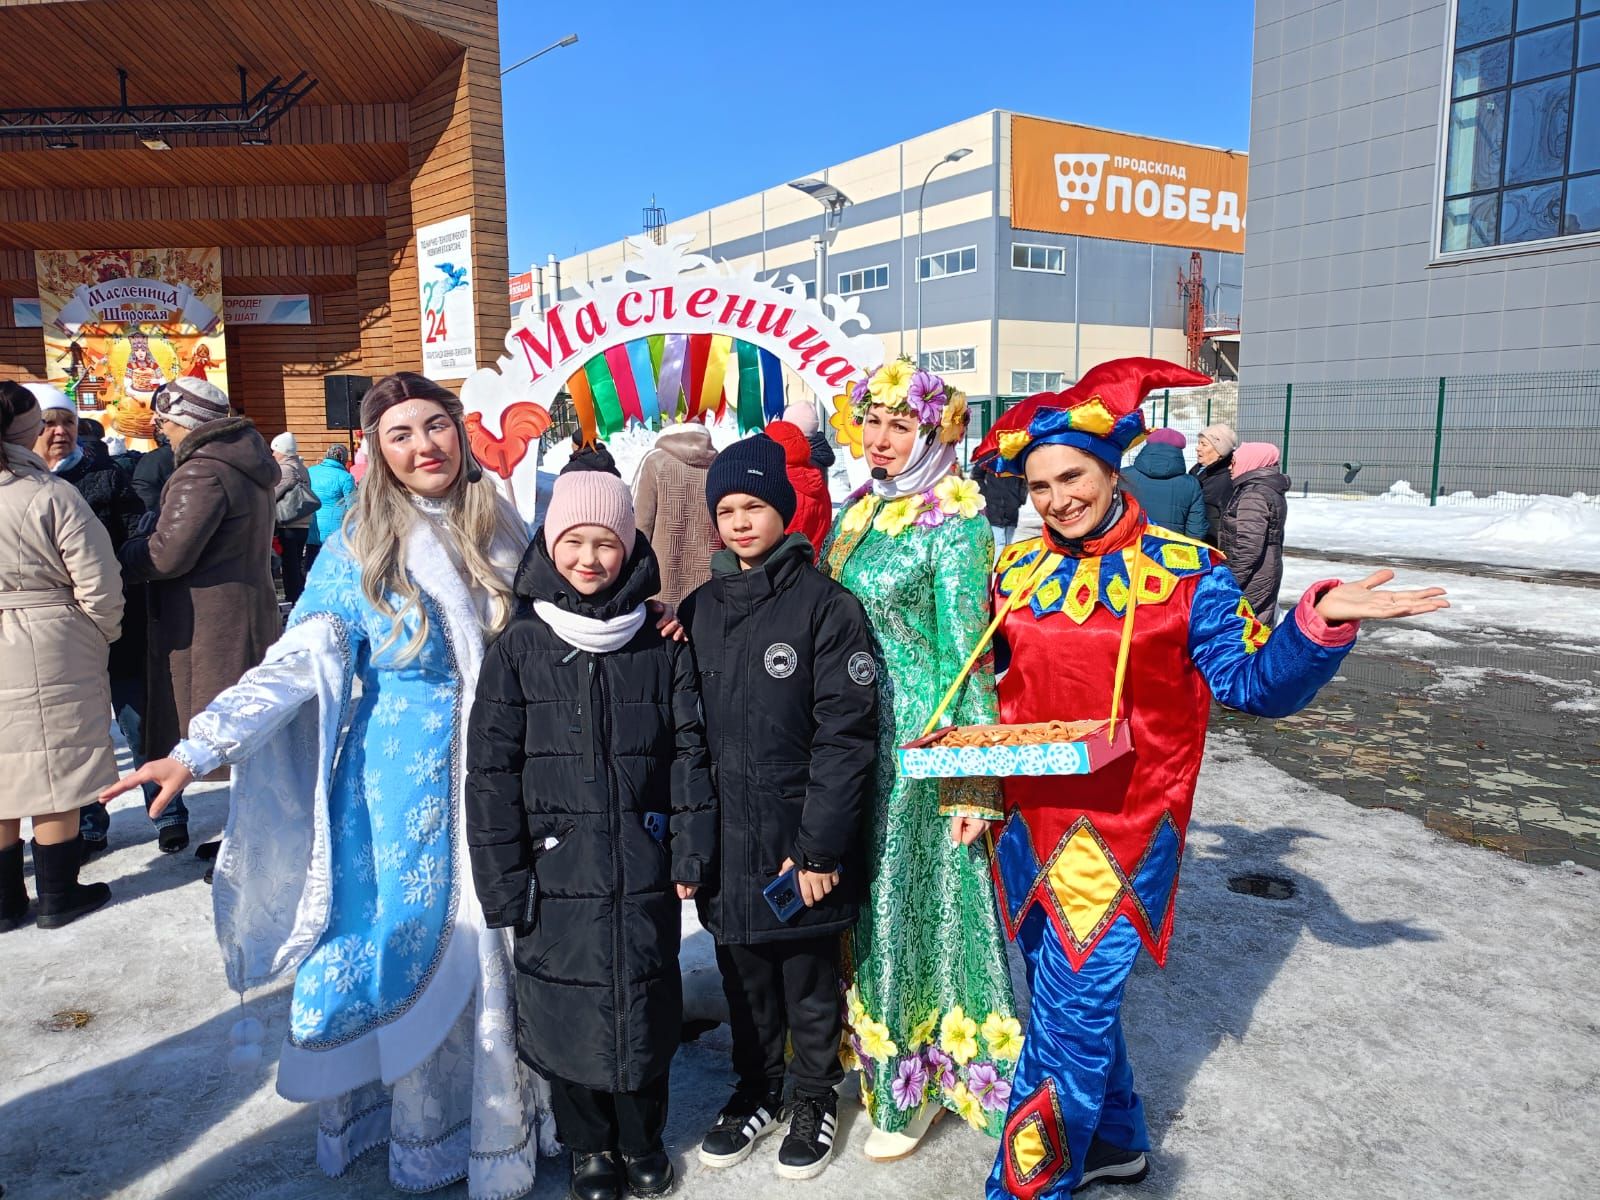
[532,600,646,654]
[871,436,959,499]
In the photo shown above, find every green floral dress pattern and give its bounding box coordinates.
[822,492,1019,1136]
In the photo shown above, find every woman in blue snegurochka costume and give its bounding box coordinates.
[819,359,1020,1162]
[106,373,559,1197]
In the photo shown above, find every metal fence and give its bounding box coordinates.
[1232,372,1600,508]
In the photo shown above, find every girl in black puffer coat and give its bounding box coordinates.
[466,472,715,1200]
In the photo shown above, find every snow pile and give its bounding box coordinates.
[1286,493,1600,573]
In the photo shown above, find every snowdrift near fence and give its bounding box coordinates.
[1287,487,1600,573]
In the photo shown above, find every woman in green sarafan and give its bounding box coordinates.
[820,360,1018,1160]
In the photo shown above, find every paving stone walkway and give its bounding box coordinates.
[1218,587,1600,870]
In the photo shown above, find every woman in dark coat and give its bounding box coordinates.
[1189,423,1238,545]
[1220,442,1291,625]
[118,391,279,768]
[466,471,715,1200]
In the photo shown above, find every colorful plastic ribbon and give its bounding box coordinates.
[686,333,711,420]
[736,340,763,433]
[604,344,643,425]
[759,347,785,422]
[657,333,689,421]
[566,367,599,446]
[702,334,732,422]
[583,355,625,437]
[625,338,659,423]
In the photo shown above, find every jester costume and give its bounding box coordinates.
[972,360,1361,1198]
[820,360,1019,1139]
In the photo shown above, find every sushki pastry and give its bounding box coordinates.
[928,720,1097,748]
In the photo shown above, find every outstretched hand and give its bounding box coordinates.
[1313,570,1450,624]
[100,758,193,819]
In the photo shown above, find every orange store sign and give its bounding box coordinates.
[1011,116,1248,254]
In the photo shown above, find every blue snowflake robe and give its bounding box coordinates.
[173,512,557,1197]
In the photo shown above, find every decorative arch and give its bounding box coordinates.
[460,235,884,522]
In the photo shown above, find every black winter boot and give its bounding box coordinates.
[0,840,29,932]
[621,1148,674,1197]
[32,838,111,929]
[568,1151,624,1200]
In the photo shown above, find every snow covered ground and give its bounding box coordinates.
[3,737,1596,1200]
[1283,489,1600,574]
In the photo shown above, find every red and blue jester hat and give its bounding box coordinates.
[972,357,1212,477]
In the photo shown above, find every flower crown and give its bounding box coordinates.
[848,357,969,445]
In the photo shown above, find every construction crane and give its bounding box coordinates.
[1176,251,1208,375]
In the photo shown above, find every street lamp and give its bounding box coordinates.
[787,177,853,302]
[501,33,578,77]
[915,147,972,363]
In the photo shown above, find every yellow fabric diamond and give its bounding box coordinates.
[1034,576,1064,611]
[1047,826,1125,945]
[1001,561,1036,596]
[1010,1117,1049,1178]
[1068,396,1116,436]
[1064,560,1099,623]
[1138,560,1178,604]
[1104,573,1130,614]
[1160,541,1202,571]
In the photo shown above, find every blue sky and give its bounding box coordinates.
[500,1,1255,269]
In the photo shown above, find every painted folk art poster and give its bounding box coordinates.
[34,247,227,448]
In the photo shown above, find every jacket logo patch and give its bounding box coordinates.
[848,651,877,686]
[764,642,797,679]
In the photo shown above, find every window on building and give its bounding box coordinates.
[917,246,978,280]
[1011,242,1067,273]
[837,265,889,295]
[1441,0,1600,252]
[918,348,977,373]
[802,279,817,300]
[1010,370,1067,394]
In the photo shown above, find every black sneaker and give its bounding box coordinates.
[775,1090,837,1181]
[1075,1136,1149,1190]
[698,1089,786,1168]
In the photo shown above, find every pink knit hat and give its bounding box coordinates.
[544,470,636,552]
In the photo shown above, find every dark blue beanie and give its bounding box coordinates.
[705,434,796,524]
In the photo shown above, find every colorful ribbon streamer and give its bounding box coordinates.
[626,338,659,423]
[566,368,599,446]
[584,355,625,437]
[604,344,643,425]
[759,347,785,423]
[686,333,712,420]
[656,333,689,421]
[736,339,763,433]
[701,334,732,422]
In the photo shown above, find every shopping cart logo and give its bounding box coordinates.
[1054,152,1111,215]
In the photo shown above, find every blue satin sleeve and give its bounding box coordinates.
[1186,566,1353,718]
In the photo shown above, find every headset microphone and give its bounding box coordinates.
[464,451,484,483]
[870,467,889,480]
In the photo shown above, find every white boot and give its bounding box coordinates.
[862,1102,942,1161]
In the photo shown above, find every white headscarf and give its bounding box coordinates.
[870,433,959,499]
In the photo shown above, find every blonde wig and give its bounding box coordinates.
[344,372,523,663]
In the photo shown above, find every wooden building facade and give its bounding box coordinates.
[0,0,510,457]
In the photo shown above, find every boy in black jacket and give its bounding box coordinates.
[677,434,878,1181]
[466,472,716,1200]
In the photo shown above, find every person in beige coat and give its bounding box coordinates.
[632,422,719,607]
[0,381,122,931]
